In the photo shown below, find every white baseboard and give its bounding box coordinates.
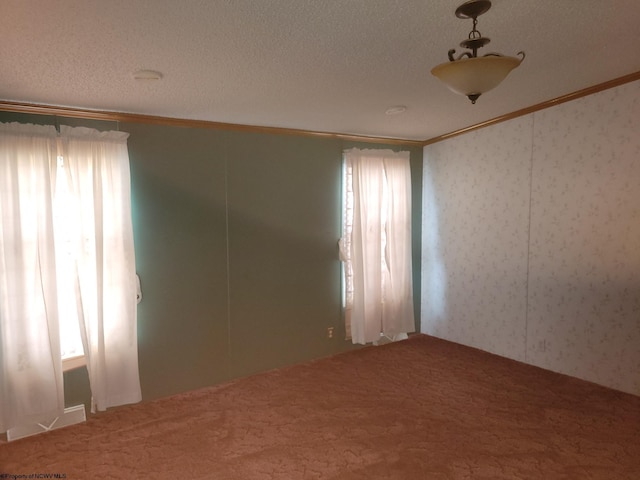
[7,404,86,441]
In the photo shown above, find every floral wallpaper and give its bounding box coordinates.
[422,80,640,396]
[421,116,533,362]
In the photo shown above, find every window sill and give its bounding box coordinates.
[62,355,86,372]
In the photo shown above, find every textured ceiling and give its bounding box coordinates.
[1,0,639,141]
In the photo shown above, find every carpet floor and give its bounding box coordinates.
[1,334,639,479]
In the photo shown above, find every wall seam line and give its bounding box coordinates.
[524,115,536,363]
[224,140,232,374]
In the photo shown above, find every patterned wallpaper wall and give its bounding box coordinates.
[421,116,532,362]
[422,80,640,396]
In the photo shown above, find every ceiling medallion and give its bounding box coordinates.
[431,0,525,104]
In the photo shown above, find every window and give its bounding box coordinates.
[1,122,141,434]
[341,160,353,319]
[54,156,86,368]
[339,148,415,345]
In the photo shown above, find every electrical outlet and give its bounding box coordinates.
[327,327,334,339]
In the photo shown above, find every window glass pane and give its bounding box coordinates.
[342,160,354,309]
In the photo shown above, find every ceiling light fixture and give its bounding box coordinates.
[431,0,524,104]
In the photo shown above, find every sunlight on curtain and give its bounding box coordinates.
[0,123,141,433]
[0,123,64,433]
[60,126,141,412]
[54,155,85,361]
[340,149,415,345]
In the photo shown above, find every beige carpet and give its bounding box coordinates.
[1,334,639,479]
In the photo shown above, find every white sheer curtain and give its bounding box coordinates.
[0,122,141,433]
[60,126,141,412]
[0,123,64,433]
[340,148,415,345]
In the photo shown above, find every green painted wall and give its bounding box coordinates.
[0,112,422,408]
[124,122,231,399]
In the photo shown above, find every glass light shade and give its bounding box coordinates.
[431,55,523,97]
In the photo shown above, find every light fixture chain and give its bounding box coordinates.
[469,17,481,40]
